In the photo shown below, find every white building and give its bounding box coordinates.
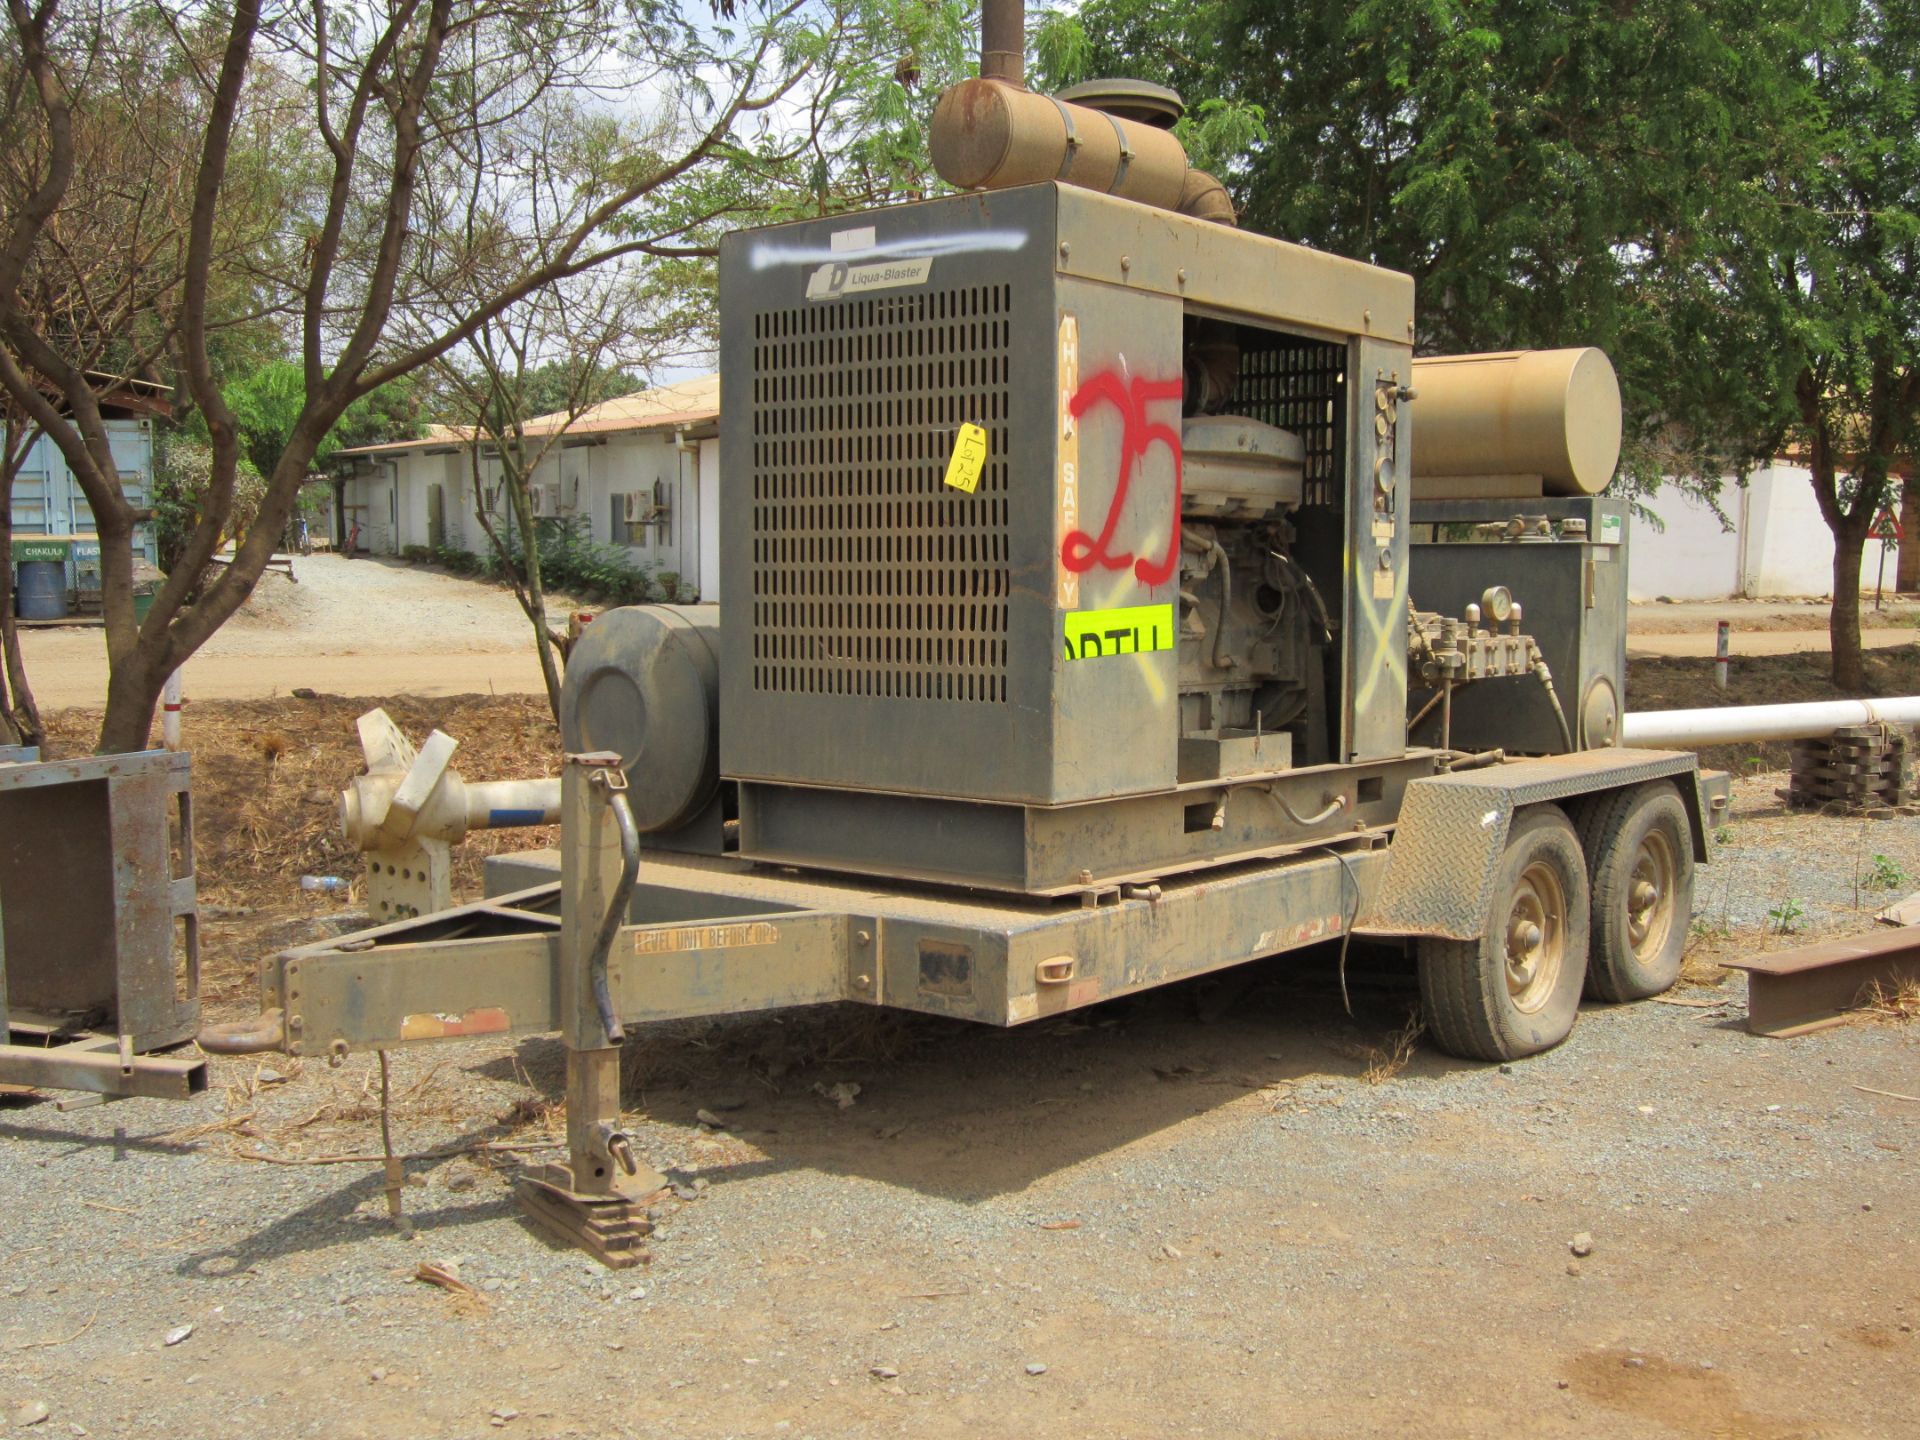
[1629,461,1906,601]
[333,375,721,601]
[336,378,1907,609]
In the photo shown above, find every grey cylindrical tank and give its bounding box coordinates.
[559,604,720,833]
[16,561,68,620]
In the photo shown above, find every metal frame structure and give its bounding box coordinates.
[0,748,208,1101]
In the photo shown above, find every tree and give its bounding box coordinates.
[1,0,914,753]
[0,393,46,747]
[1034,0,1801,491]
[1761,0,1920,686]
[1040,0,1920,683]
[428,261,664,720]
[224,362,424,485]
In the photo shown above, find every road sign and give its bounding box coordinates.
[1871,506,1902,543]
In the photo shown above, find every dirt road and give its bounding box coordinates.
[1626,598,1916,657]
[21,557,1919,708]
[18,555,555,707]
[1629,628,1914,658]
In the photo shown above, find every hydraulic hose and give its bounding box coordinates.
[1267,788,1350,828]
[1529,643,1576,753]
[588,785,641,1046]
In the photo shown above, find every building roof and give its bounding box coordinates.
[548,373,720,438]
[333,373,719,459]
[332,422,473,457]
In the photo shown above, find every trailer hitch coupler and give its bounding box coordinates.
[197,1008,288,1055]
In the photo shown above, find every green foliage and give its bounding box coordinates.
[1868,853,1908,891]
[1035,0,1810,497]
[426,522,669,606]
[223,362,423,480]
[1767,896,1807,935]
[533,519,664,606]
[430,542,483,577]
[150,434,265,574]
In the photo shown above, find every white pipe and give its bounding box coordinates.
[161,668,183,750]
[462,777,561,831]
[342,772,561,849]
[1622,696,1920,749]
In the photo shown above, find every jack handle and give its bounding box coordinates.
[198,1007,287,1055]
[588,770,641,1047]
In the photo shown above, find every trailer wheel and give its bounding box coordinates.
[1418,805,1591,1062]
[1578,782,1692,1002]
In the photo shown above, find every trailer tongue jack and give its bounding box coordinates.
[204,751,669,1265]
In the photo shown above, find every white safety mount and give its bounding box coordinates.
[341,708,562,921]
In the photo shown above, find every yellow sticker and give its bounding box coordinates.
[943,422,988,494]
[1064,603,1175,660]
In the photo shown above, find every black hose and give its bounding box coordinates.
[589,787,641,1046]
[1533,654,1576,753]
[1267,788,1348,827]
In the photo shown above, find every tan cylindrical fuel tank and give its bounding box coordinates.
[1409,348,1622,496]
[930,78,1191,212]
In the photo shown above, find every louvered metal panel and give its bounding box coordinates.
[748,285,1013,703]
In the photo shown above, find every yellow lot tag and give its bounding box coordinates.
[1064,603,1175,660]
[943,422,988,494]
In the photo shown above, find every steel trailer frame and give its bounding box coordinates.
[203,747,1720,1264]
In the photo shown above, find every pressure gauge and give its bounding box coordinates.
[1480,586,1515,626]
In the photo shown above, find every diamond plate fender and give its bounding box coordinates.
[1356,749,1705,940]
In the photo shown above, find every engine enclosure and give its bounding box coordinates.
[720,185,1412,834]
[708,183,1621,895]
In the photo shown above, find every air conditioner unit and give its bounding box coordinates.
[621,491,648,523]
[530,482,560,519]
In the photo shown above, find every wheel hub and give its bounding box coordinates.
[1627,832,1677,957]
[1504,860,1566,1014]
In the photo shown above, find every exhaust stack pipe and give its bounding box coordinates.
[980,0,1023,85]
[929,0,1235,226]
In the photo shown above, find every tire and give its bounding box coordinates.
[1579,782,1693,1002]
[1418,804,1592,1062]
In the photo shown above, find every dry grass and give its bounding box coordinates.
[1855,975,1920,1023]
[43,693,563,911]
[1680,927,1743,987]
[41,694,566,1002]
[1332,1008,1425,1084]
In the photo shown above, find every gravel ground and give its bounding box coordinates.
[2,784,1917,1439]
[1702,778,1920,937]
